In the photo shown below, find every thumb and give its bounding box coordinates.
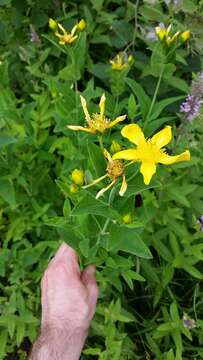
[81,265,99,310]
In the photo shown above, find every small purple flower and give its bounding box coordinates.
[197,215,203,231]
[30,26,40,43]
[180,71,203,122]
[180,95,202,122]
[183,314,196,329]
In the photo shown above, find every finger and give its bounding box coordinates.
[81,265,99,312]
[48,242,81,279]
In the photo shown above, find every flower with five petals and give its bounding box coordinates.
[67,94,126,134]
[83,149,127,199]
[112,124,190,185]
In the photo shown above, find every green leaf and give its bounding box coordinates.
[0,331,8,358]
[182,0,198,12]
[0,179,16,205]
[107,225,152,258]
[170,303,180,322]
[0,135,17,149]
[183,265,203,279]
[150,96,184,121]
[16,319,25,347]
[63,199,71,219]
[72,193,120,220]
[166,76,190,93]
[125,173,161,198]
[59,64,80,81]
[128,94,137,120]
[157,321,179,332]
[125,78,151,119]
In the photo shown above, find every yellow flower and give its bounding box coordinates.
[180,30,190,42]
[83,149,127,199]
[49,18,58,31]
[110,140,121,154]
[110,52,133,71]
[67,94,126,134]
[155,24,180,46]
[113,124,190,185]
[77,19,86,31]
[49,19,78,45]
[71,169,85,186]
[122,213,133,224]
[155,26,166,41]
[70,183,79,193]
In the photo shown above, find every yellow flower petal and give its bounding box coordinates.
[69,35,78,43]
[67,125,95,133]
[77,19,86,31]
[159,150,190,165]
[140,161,156,185]
[49,18,58,31]
[80,95,91,124]
[112,149,139,161]
[71,24,78,36]
[107,115,126,129]
[151,126,172,148]
[96,180,115,199]
[99,93,106,119]
[155,27,166,41]
[103,149,113,163]
[83,174,108,189]
[58,23,66,34]
[121,124,145,146]
[180,30,190,42]
[119,175,127,196]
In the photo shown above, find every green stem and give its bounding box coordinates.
[96,188,114,245]
[98,135,104,152]
[144,65,164,128]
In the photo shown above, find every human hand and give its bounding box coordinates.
[30,242,98,360]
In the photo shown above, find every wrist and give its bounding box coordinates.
[29,326,88,360]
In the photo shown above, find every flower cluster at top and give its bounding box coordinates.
[49,18,86,45]
[180,71,203,122]
[155,23,190,46]
[48,19,189,72]
[67,94,190,199]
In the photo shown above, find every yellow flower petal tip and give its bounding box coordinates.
[67,94,126,134]
[113,125,190,185]
[181,30,190,42]
[71,169,85,186]
[119,175,127,196]
[77,19,86,31]
[49,18,58,31]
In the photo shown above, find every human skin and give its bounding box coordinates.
[29,243,99,360]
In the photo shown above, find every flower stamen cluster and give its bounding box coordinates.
[67,94,126,134]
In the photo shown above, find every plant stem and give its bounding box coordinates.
[96,188,114,245]
[98,135,104,152]
[144,65,164,128]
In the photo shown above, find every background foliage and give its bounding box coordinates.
[0,0,203,359]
